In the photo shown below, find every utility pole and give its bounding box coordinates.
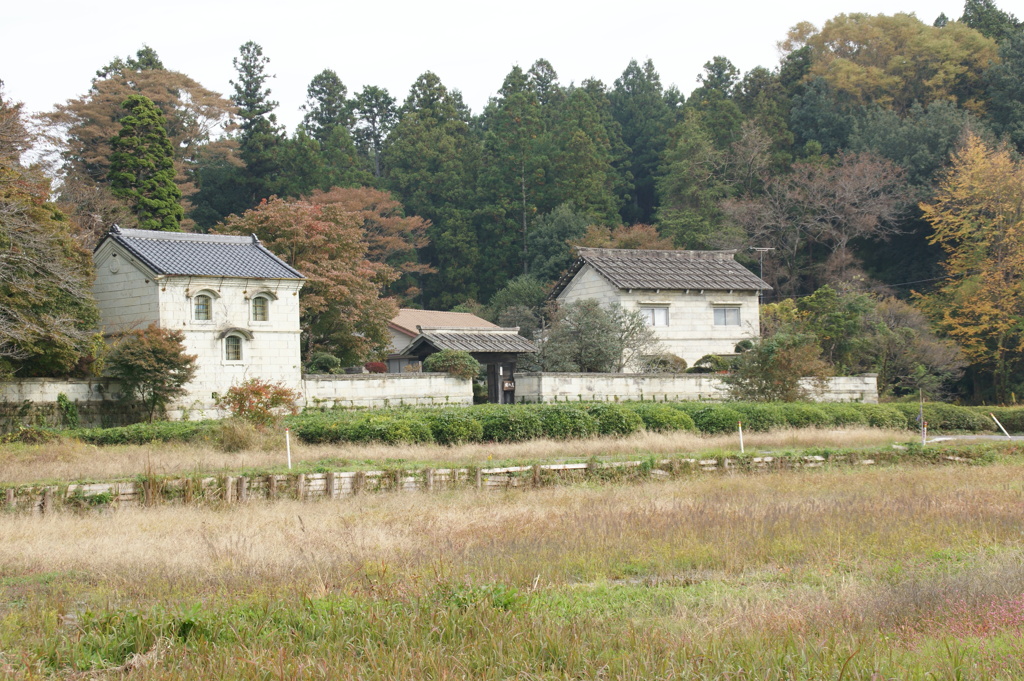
[749,247,774,304]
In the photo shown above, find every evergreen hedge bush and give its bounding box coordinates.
[478,406,544,442]
[425,409,484,445]
[585,404,645,436]
[691,405,742,434]
[533,405,599,439]
[626,403,696,432]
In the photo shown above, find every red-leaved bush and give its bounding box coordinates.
[217,378,300,425]
[364,362,387,374]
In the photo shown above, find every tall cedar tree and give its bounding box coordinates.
[384,72,479,308]
[920,132,1024,402]
[609,59,673,224]
[108,94,183,231]
[40,49,238,240]
[217,197,399,365]
[353,86,397,178]
[230,41,283,205]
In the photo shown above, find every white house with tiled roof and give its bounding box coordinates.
[550,248,771,368]
[93,227,305,412]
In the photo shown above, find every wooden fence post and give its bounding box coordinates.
[325,472,336,500]
[354,471,365,495]
[41,488,53,515]
[267,475,277,500]
[475,468,483,491]
[424,468,434,492]
[532,464,541,487]
[296,474,306,501]
[224,476,235,503]
[237,476,248,503]
[5,488,14,509]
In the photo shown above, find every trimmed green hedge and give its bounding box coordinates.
[692,405,743,434]
[533,405,599,439]
[57,400,1024,448]
[627,403,696,432]
[585,404,645,436]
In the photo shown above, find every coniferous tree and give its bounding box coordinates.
[107,94,183,231]
[301,69,353,144]
[353,86,397,178]
[231,41,283,204]
[609,59,673,224]
[384,72,479,307]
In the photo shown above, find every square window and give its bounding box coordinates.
[714,307,741,326]
[641,307,669,326]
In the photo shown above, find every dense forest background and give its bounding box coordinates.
[3,0,1024,402]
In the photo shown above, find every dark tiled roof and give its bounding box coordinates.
[550,248,770,298]
[408,328,539,354]
[98,227,305,280]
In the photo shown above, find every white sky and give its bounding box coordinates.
[3,0,962,133]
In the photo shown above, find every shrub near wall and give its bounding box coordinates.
[585,404,644,436]
[533,405,600,439]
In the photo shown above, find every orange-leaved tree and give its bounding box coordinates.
[920,132,1024,402]
[217,196,398,366]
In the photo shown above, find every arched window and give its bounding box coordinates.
[194,294,212,321]
[252,295,269,322]
[225,335,243,361]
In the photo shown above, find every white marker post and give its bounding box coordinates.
[285,427,292,470]
[738,421,744,454]
[991,413,1012,440]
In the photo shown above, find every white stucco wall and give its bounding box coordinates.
[515,373,878,404]
[158,276,304,409]
[302,373,472,409]
[93,242,160,333]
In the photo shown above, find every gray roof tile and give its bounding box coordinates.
[410,329,539,354]
[99,227,304,280]
[552,248,769,297]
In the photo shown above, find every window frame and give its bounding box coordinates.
[640,306,670,327]
[713,306,741,327]
[251,294,270,323]
[224,335,243,362]
[193,293,213,322]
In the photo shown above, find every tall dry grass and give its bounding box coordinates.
[0,426,906,485]
[3,461,1024,679]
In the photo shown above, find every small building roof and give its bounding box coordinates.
[550,247,770,298]
[389,308,498,337]
[406,328,539,355]
[96,226,305,280]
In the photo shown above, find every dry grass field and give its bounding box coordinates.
[0,426,906,485]
[2,445,1024,679]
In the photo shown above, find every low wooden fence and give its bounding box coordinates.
[3,450,980,515]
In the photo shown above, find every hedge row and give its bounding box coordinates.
[51,401,1018,448]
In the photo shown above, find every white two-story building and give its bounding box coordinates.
[550,247,770,369]
[92,227,305,414]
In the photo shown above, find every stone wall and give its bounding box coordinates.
[0,379,139,431]
[515,372,878,404]
[301,373,473,409]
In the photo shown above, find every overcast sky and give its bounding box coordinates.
[4,0,961,133]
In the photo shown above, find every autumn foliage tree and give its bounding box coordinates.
[306,187,433,303]
[920,132,1024,402]
[0,85,100,377]
[106,325,198,421]
[217,196,399,365]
